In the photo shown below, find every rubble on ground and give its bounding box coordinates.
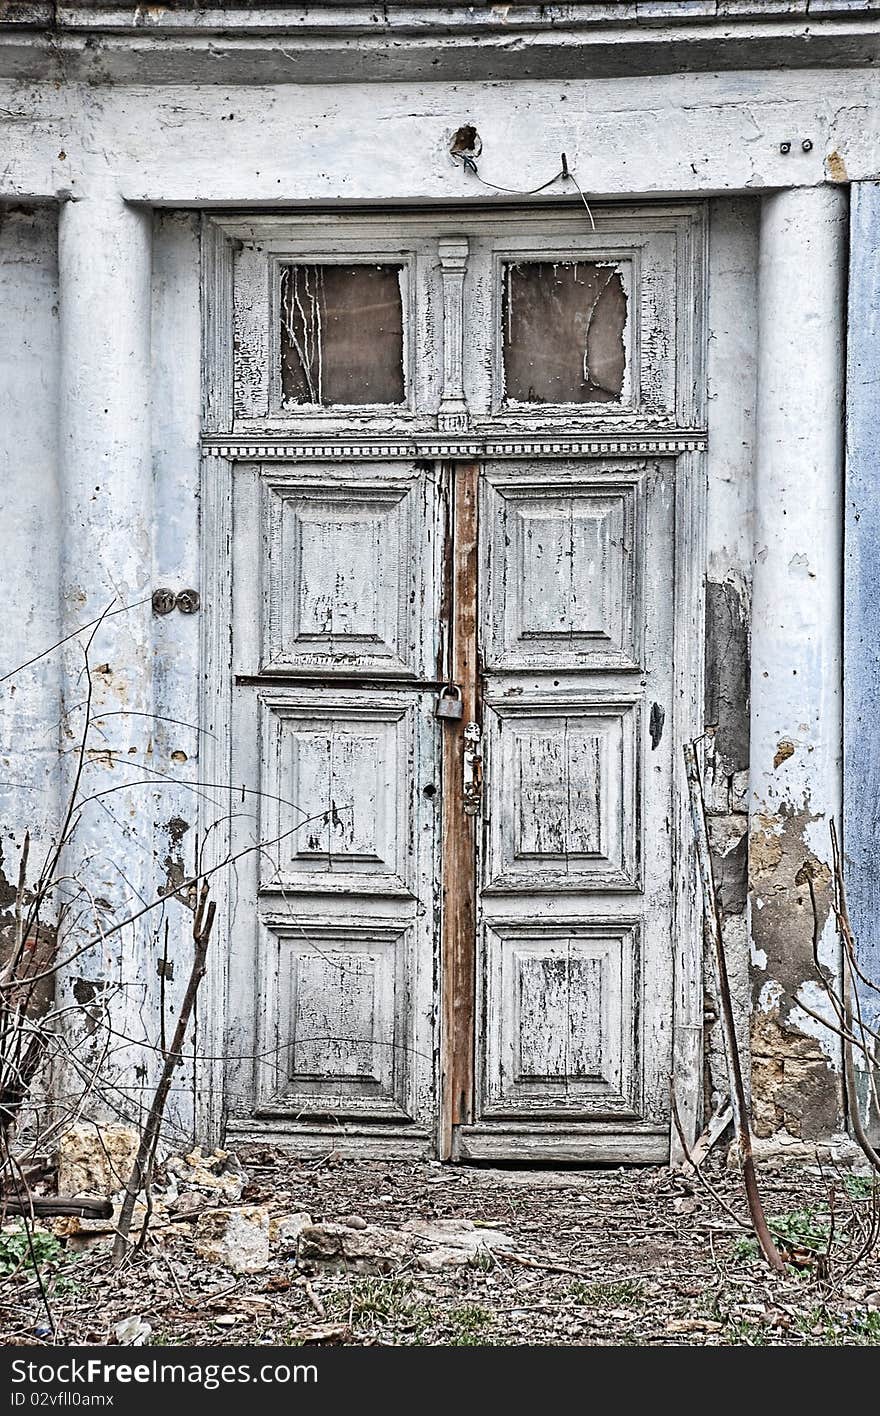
[164,1147,246,1205]
[57,1124,139,1198]
[6,1138,875,1347]
[193,1206,271,1275]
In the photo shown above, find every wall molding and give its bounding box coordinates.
[3,6,880,86]
[201,433,708,462]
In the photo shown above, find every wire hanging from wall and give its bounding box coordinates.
[454,150,595,229]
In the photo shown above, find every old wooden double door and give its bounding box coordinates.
[215,205,705,1162]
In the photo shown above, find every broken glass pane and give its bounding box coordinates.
[280,264,405,407]
[502,260,627,405]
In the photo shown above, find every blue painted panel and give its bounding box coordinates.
[844,181,880,1033]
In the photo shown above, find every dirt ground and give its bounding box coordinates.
[2,1148,879,1347]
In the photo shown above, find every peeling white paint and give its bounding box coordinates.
[792,980,841,1064]
[0,206,61,862]
[758,979,784,1014]
[814,916,841,976]
[0,11,865,1144]
[803,814,837,861]
[0,66,879,208]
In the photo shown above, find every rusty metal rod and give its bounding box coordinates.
[0,1196,113,1219]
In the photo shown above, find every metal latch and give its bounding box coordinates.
[462,721,483,815]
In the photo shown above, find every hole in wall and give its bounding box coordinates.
[450,125,482,161]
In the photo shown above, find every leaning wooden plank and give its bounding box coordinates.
[678,1100,734,1172]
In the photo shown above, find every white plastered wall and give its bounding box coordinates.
[0,60,856,1143]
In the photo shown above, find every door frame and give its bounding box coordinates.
[195,209,707,1159]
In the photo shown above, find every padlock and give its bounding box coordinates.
[435,684,464,721]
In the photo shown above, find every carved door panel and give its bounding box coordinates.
[223,460,445,1155]
[452,459,677,1163]
[208,205,703,1160]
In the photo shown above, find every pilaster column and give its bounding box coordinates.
[438,236,469,433]
[844,181,880,1138]
[57,195,155,1112]
[749,186,846,1138]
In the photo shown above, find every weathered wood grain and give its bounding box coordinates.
[440,460,480,1160]
[205,208,705,1162]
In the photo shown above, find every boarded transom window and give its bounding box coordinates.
[279,264,405,407]
[502,261,627,405]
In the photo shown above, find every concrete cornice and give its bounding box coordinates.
[2,3,880,31]
[0,3,879,83]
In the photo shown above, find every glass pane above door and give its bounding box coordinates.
[501,260,627,405]
[279,263,406,407]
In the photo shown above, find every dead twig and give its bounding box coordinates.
[797,827,880,1180]
[492,1251,605,1279]
[304,1280,326,1318]
[0,1138,56,1338]
[112,881,216,1266]
[830,821,880,1177]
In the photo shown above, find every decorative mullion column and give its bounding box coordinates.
[749,185,847,1141]
[57,194,155,1118]
[438,236,469,433]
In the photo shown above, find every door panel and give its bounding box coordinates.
[259,693,420,895]
[459,457,676,1162]
[256,915,419,1121]
[224,461,443,1151]
[482,921,638,1118]
[483,697,640,892]
[258,465,437,679]
[483,473,642,671]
